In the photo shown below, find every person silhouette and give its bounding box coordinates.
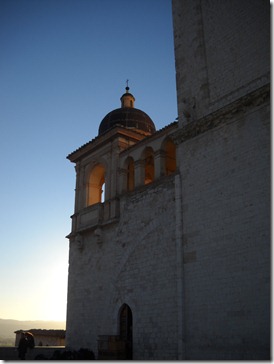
[17,332,28,360]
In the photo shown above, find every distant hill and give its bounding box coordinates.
[0,318,66,343]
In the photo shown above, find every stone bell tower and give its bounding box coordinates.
[66,86,156,234]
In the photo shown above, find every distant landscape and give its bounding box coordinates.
[0,318,66,347]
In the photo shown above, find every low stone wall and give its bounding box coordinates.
[0,346,65,360]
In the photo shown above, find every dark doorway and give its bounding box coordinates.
[119,304,133,359]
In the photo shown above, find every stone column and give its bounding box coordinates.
[76,163,86,211]
[118,167,127,194]
[154,150,166,179]
[134,159,145,187]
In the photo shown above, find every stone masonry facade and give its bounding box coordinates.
[65,0,270,360]
[67,176,179,359]
[171,0,270,359]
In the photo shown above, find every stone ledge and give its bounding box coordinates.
[172,84,270,144]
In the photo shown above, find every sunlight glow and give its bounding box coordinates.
[41,259,68,322]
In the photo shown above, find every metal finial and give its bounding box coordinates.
[126,79,129,92]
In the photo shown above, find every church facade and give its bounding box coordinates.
[65,0,270,360]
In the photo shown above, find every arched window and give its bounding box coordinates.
[126,157,135,192]
[143,147,155,185]
[87,163,105,206]
[164,138,176,175]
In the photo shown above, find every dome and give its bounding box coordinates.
[98,86,156,135]
[99,107,156,135]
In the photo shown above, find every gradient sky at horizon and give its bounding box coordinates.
[0,0,177,322]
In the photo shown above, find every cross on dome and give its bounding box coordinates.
[125,79,130,93]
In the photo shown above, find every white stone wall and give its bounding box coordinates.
[66,176,179,359]
[172,0,270,123]
[201,0,269,106]
[176,103,270,359]
[172,1,270,357]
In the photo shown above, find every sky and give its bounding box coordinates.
[0,0,177,323]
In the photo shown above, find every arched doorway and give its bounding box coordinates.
[119,304,133,359]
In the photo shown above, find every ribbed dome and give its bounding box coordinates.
[98,107,156,135]
[98,86,156,135]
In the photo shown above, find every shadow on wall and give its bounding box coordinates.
[34,348,95,360]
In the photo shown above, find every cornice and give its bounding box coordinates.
[119,121,178,156]
[67,126,146,163]
[172,84,270,144]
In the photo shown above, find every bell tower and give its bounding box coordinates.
[66,87,156,238]
[65,85,178,357]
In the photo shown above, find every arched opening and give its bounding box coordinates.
[126,157,135,192]
[101,181,105,202]
[143,147,155,185]
[87,163,105,206]
[164,138,176,175]
[119,304,133,359]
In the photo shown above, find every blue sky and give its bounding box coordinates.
[0,0,177,322]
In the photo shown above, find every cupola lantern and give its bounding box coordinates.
[120,84,135,108]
